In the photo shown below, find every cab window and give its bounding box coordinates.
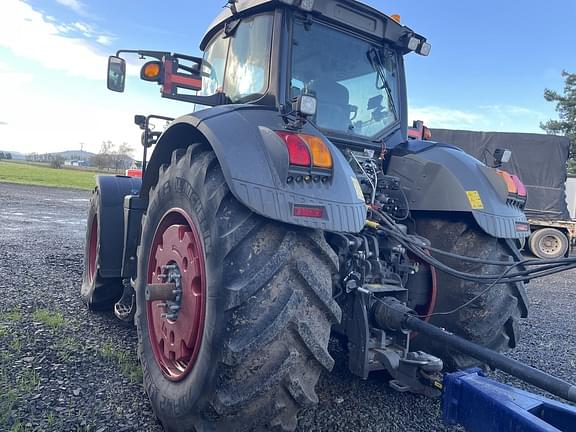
[224,13,274,103]
[200,31,229,97]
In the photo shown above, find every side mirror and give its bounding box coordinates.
[107,56,126,92]
[134,115,147,130]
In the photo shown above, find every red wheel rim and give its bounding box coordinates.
[147,209,206,381]
[88,217,98,283]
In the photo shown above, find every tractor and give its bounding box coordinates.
[81,1,546,430]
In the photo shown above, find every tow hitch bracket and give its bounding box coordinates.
[443,369,576,432]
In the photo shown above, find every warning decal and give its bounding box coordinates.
[466,191,484,210]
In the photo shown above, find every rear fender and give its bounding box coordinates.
[387,140,529,239]
[141,106,366,233]
[95,175,141,278]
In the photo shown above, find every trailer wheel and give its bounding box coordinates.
[528,228,568,259]
[81,189,123,310]
[412,216,528,370]
[135,145,340,432]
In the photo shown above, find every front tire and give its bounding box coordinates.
[135,145,341,432]
[412,216,529,370]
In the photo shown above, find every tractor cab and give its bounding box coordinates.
[108,0,430,151]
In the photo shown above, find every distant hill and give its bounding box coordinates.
[53,150,96,160]
[0,150,25,160]
[0,149,97,161]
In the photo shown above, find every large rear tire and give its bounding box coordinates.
[135,144,341,432]
[412,216,529,370]
[81,189,123,310]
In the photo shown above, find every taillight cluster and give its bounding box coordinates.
[275,131,333,174]
[497,170,527,208]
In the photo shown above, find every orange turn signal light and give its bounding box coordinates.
[141,61,162,81]
[390,14,401,23]
[496,170,518,194]
[300,135,333,169]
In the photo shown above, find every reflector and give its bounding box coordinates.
[293,205,324,218]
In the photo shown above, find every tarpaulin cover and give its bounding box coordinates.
[430,129,571,220]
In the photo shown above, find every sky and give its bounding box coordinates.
[1,0,575,155]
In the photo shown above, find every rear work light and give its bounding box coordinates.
[275,131,333,169]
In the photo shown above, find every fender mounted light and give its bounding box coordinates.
[275,132,333,170]
[301,135,333,169]
[276,131,311,167]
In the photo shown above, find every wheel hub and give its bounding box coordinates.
[146,210,206,381]
[541,235,560,254]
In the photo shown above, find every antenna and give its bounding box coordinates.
[227,0,238,14]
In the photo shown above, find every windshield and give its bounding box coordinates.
[291,20,400,138]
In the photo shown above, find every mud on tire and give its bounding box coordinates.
[135,144,341,432]
[412,215,529,370]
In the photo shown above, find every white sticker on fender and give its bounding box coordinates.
[351,176,365,202]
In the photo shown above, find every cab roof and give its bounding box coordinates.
[200,0,427,53]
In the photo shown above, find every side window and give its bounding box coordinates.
[224,14,274,103]
[200,31,229,97]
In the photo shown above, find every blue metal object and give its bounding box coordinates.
[442,369,576,432]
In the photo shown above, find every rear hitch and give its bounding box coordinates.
[373,296,576,404]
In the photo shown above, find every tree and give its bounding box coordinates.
[541,71,576,172]
[90,140,135,171]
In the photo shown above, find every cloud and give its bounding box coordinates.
[96,35,114,46]
[409,104,549,134]
[410,106,483,130]
[0,121,8,125]
[55,0,87,16]
[0,0,109,80]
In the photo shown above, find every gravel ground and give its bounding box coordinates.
[0,182,574,432]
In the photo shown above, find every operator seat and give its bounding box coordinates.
[309,80,352,131]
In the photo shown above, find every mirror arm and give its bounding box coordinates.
[161,92,228,107]
[115,49,169,61]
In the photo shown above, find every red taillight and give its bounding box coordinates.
[510,174,527,197]
[293,205,324,218]
[276,131,311,167]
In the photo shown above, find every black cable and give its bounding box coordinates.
[381,225,576,283]
[368,208,576,283]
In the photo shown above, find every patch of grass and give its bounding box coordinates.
[16,368,40,394]
[46,412,55,427]
[0,326,7,338]
[0,160,96,190]
[10,422,23,432]
[0,310,22,322]
[32,309,66,328]
[9,338,21,352]
[55,337,82,363]
[99,340,143,384]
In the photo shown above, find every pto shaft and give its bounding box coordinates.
[372,298,576,403]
